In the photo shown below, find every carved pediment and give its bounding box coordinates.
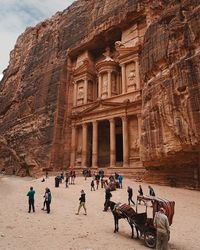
[73,59,95,78]
[75,99,129,116]
[115,42,141,61]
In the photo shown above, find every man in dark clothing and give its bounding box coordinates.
[45,188,52,214]
[91,180,95,191]
[76,190,87,215]
[103,188,112,211]
[148,185,155,196]
[27,187,35,213]
[127,186,135,205]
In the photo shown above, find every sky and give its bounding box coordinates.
[0,0,75,80]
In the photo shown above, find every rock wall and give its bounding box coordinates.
[140,0,200,188]
[0,0,141,176]
[0,0,199,188]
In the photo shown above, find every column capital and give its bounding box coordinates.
[109,118,115,123]
[121,115,128,122]
[137,113,141,119]
[120,62,126,67]
[92,120,98,125]
[71,123,76,128]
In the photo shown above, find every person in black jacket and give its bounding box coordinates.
[76,190,87,215]
[45,188,52,214]
[148,185,155,196]
[127,186,135,205]
[103,188,112,211]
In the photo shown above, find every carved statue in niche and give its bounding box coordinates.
[88,81,93,100]
[128,69,137,90]
[77,86,84,99]
[111,74,117,94]
[77,146,82,154]
[102,79,108,93]
[131,138,139,151]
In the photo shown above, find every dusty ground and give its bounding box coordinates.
[0,174,200,250]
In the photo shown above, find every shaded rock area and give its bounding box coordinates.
[140,0,200,188]
[0,0,199,188]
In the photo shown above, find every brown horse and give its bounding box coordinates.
[108,201,140,239]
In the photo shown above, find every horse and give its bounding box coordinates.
[108,201,148,239]
[108,201,140,239]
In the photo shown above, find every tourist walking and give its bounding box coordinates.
[138,185,143,196]
[60,172,64,183]
[154,207,170,250]
[138,184,144,204]
[91,179,95,191]
[70,170,76,184]
[103,188,112,211]
[127,186,135,205]
[41,189,48,210]
[96,178,100,190]
[45,171,48,179]
[65,172,69,188]
[76,190,87,215]
[148,185,155,196]
[45,188,52,214]
[118,175,123,188]
[27,186,35,213]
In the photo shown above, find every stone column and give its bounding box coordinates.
[82,123,88,168]
[84,79,88,104]
[98,74,102,98]
[122,116,129,167]
[73,82,77,107]
[137,114,142,159]
[135,59,140,90]
[108,71,112,98]
[110,118,116,167]
[92,121,98,168]
[121,64,126,94]
[70,124,76,167]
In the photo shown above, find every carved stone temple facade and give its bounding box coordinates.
[69,23,146,175]
[0,0,199,189]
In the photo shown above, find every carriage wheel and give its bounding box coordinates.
[144,231,156,248]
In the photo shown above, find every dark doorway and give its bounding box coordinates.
[87,123,92,167]
[116,134,123,162]
[115,117,123,164]
[98,120,110,167]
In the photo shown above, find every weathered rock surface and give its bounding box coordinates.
[0,0,141,176]
[0,0,199,188]
[140,0,200,188]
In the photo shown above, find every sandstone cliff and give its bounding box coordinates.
[140,0,200,188]
[0,0,141,176]
[0,0,199,188]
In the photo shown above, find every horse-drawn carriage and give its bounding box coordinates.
[109,195,175,248]
[135,195,175,248]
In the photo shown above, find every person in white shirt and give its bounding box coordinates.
[154,207,170,250]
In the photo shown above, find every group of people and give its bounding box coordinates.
[54,170,76,188]
[127,184,156,206]
[27,170,169,250]
[27,187,52,214]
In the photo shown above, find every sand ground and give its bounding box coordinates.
[0,174,200,250]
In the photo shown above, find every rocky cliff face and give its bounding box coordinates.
[140,0,200,188]
[0,0,141,176]
[0,0,199,188]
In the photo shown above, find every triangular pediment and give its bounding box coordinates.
[73,59,95,77]
[77,99,127,116]
[116,44,141,60]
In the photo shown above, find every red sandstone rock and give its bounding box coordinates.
[0,0,199,189]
